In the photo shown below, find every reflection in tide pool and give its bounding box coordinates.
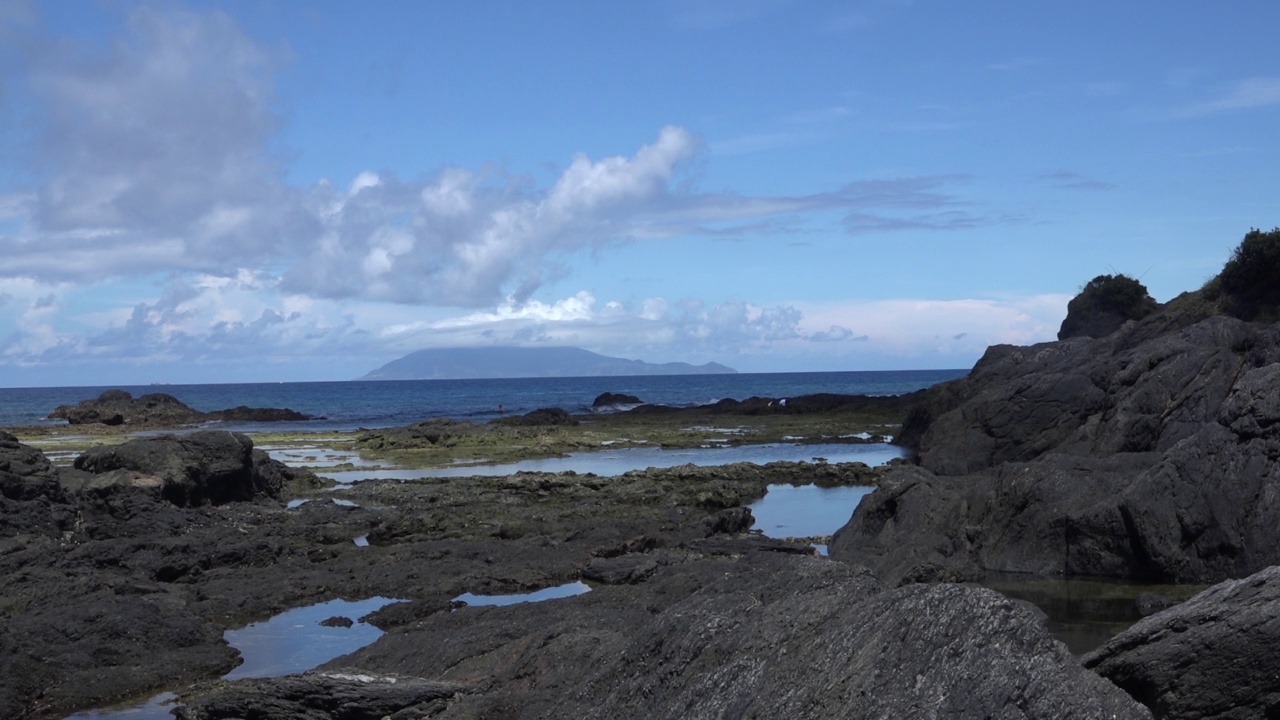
[453,581,591,608]
[67,596,404,720]
[748,484,875,539]
[322,442,906,483]
[63,692,178,720]
[223,596,403,680]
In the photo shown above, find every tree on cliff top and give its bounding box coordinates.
[1208,227,1280,322]
[1058,274,1159,340]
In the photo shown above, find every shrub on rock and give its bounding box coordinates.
[1058,273,1159,340]
[1210,227,1280,321]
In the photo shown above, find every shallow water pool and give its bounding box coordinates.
[747,483,875,539]
[321,442,905,483]
[66,596,404,719]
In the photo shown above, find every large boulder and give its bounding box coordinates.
[1084,564,1280,719]
[72,431,302,507]
[0,431,73,538]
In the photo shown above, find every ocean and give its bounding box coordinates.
[0,369,966,432]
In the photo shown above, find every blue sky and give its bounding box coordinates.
[1,1,1277,386]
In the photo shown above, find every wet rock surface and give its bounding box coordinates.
[1085,564,1280,720]
[48,389,313,427]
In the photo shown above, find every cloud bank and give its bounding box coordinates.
[0,5,1053,383]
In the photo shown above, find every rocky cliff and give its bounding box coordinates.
[833,233,1280,585]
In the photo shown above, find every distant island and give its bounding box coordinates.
[359,347,737,380]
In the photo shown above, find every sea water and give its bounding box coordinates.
[0,369,967,431]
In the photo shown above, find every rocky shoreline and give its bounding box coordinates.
[6,233,1280,719]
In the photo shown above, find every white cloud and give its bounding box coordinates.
[1176,77,1280,118]
[2,6,989,313]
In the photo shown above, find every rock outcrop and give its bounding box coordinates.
[71,431,313,507]
[1085,564,1280,720]
[591,392,643,408]
[289,552,1151,719]
[1058,274,1159,340]
[174,673,469,720]
[48,390,312,428]
[833,295,1280,584]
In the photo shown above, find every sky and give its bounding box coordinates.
[0,1,1277,386]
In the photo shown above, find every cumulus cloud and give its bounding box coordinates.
[0,5,1029,382]
[9,7,306,281]
[1,6,986,313]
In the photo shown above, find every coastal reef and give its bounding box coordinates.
[47,389,314,427]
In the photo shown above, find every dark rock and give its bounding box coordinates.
[699,506,754,536]
[836,303,1280,585]
[0,431,74,539]
[72,431,295,507]
[0,430,64,503]
[1058,274,1159,341]
[207,405,313,423]
[174,672,469,720]
[48,390,314,428]
[1085,564,1280,719]
[582,555,660,585]
[1134,592,1177,617]
[357,418,480,450]
[319,616,354,628]
[336,553,1149,719]
[489,407,578,426]
[592,392,643,407]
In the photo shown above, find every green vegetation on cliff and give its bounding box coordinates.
[1206,227,1280,322]
[1058,274,1159,340]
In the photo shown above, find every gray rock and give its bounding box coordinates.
[1085,564,1280,719]
[48,389,312,427]
[0,431,73,538]
[330,553,1149,719]
[174,672,469,720]
[837,306,1280,585]
[72,431,298,507]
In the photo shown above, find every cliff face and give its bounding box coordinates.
[832,296,1280,584]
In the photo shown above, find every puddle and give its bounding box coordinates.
[285,498,360,509]
[321,443,905,483]
[66,596,403,719]
[354,535,369,547]
[747,484,876,539]
[453,581,591,608]
[812,544,829,556]
[63,692,178,720]
[223,596,403,680]
[984,576,1207,655]
[262,445,382,469]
